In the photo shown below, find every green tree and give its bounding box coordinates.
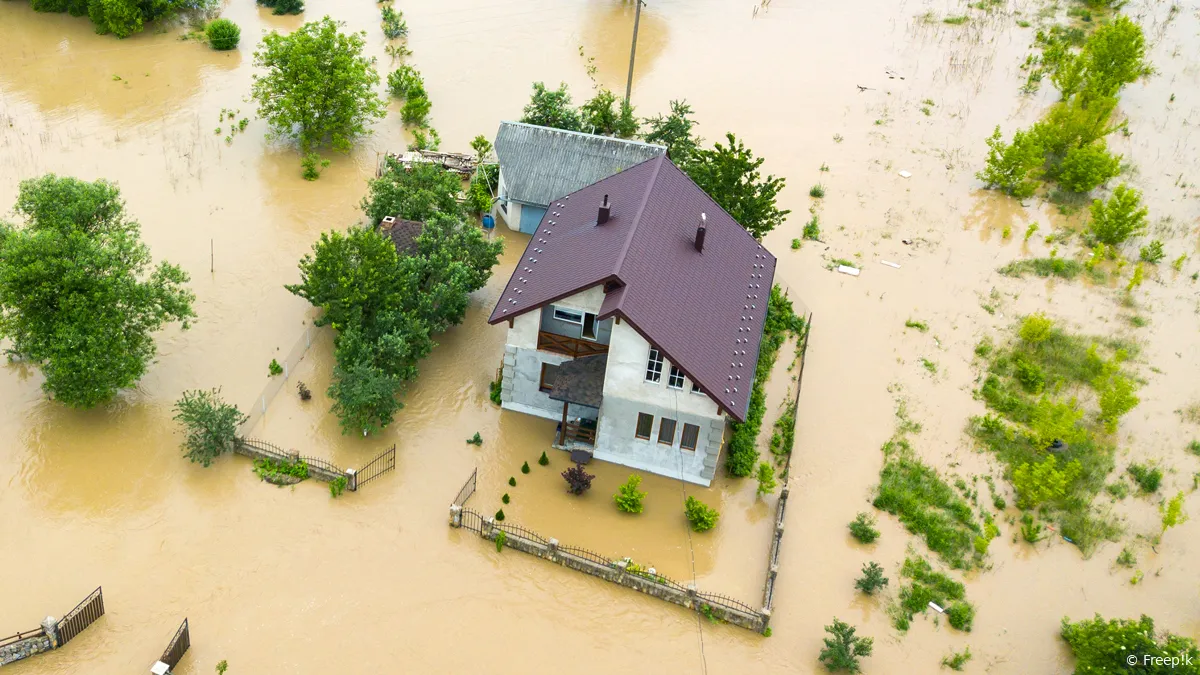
[1078,16,1151,101]
[205,18,240,50]
[976,125,1044,198]
[284,226,406,331]
[1061,614,1200,675]
[818,619,873,673]
[387,65,423,98]
[1089,184,1148,247]
[1055,142,1121,193]
[614,474,647,513]
[643,99,700,164]
[362,160,463,225]
[470,134,493,161]
[173,388,247,467]
[854,562,889,595]
[1160,491,1187,535]
[755,461,777,495]
[251,17,386,156]
[683,132,790,239]
[519,82,581,131]
[257,0,303,15]
[580,89,640,138]
[684,496,720,531]
[1012,455,1082,509]
[0,175,195,408]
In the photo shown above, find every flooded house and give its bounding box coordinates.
[491,121,665,234]
[487,154,777,486]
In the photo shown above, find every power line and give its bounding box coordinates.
[669,388,710,675]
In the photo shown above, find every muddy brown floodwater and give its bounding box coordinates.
[1,0,1198,672]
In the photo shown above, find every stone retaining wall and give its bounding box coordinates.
[1,634,52,666]
[450,507,768,633]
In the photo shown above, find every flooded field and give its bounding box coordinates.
[1,0,1198,672]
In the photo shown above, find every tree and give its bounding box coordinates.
[284,226,406,331]
[1012,456,1082,509]
[86,0,218,38]
[683,133,789,239]
[755,461,777,495]
[1061,614,1200,675]
[470,134,493,161]
[362,160,463,225]
[251,17,386,156]
[580,88,639,139]
[976,126,1044,198]
[206,18,240,50]
[0,175,195,408]
[1055,142,1121,193]
[257,0,304,15]
[520,82,581,131]
[173,389,247,467]
[387,65,423,98]
[562,464,595,494]
[818,619,873,673]
[1079,16,1151,101]
[684,496,720,531]
[1160,491,1188,536]
[643,99,700,164]
[854,562,889,595]
[400,213,503,333]
[848,512,880,543]
[614,474,647,513]
[1089,184,1148,247]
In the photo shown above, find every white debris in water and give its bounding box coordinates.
[898,170,912,178]
[880,260,901,268]
[837,265,861,277]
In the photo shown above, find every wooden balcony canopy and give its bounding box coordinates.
[537,331,609,358]
[547,354,607,408]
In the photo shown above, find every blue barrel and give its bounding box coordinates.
[482,213,495,230]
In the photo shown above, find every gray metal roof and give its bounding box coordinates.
[494,121,666,208]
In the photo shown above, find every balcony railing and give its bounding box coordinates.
[563,421,597,446]
[537,331,609,358]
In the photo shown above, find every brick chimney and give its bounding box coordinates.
[597,194,611,225]
[694,213,707,253]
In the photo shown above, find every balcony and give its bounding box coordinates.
[537,331,609,358]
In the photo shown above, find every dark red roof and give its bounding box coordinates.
[487,154,776,422]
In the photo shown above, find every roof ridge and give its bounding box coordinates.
[611,154,667,282]
[497,121,667,151]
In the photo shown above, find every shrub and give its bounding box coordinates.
[1116,546,1136,567]
[1160,491,1187,534]
[941,648,972,671]
[387,65,423,98]
[501,493,510,504]
[268,358,283,376]
[494,529,506,552]
[946,601,975,631]
[614,474,646,513]
[296,381,312,400]
[905,319,929,332]
[1018,313,1053,343]
[818,619,873,673]
[562,464,595,495]
[538,451,549,466]
[1127,463,1161,493]
[379,5,407,39]
[206,19,241,51]
[494,508,505,521]
[976,126,1044,198]
[488,377,502,405]
[173,389,247,467]
[401,92,432,127]
[466,432,482,446]
[257,0,304,15]
[1012,456,1082,508]
[301,153,329,181]
[684,496,720,532]
[1094,370,1139,433]
[508,476,516,487]
[810,183,826,198]
[329,475,347,497]
[756,462,777,495]
[1014,356,1045,393]
[854,562,889,595]
[1061,614,1200,674]
[803,215,821,240]
[1140,240,1165,264]
[848,512,880,543]
[1088,184,1148,247]
[1055,142,1120,193]
[521,461,530,474]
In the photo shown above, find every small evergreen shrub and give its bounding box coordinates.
[508,476,516,487]
[495,508,505,521]
[684,496,719,532]
[501,493,510,504]
[206,19,241,51]
[521,461,530,474]
[818,619,874,673]
[848,512,880,543]
[614,474,647,513]
[466,432,482,446]
[268,358,283,376]
[538,451,549,466]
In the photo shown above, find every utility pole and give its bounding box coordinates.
[624,0,645,106]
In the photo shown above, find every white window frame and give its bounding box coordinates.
[691,381,703,394]
[667,365,685,390]
[645,347,664,383]
[552,307,585,325]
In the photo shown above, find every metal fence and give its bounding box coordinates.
[56,587,104,646]
[697,591,760,617]
[159,618,190,669]
[460,507,484,533]
[354,445,396,490]
[452,468,477,506]
[239,326,317,436]
[0,628,44,650]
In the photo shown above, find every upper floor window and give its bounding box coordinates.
[668,366,685,389]
[691,381,702,394]
[645,348,664,382]
[553,308,584,324]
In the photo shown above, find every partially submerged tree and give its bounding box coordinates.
[362,160,463,225]
[643,99,701,164]
[0,175,195,408]
[520,82,581,131]
[1088,183,1148,247]
[251,17,386,168]
[1061,614,1200,674]
[683,132,790,239]
[818,619,873,673]
[173,388,248,467]
[579,88,639,138]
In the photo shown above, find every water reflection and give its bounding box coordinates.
[578,0,670,94]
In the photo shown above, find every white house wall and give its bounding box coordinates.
[500,308,598,423]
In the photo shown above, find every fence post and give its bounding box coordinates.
[759,607,772,634]
[481,517,495,540]
[346,468,358,492]
[41,616,59,649]
[449,504,463,528]
[687,584,699,609]
[547,538,558,559]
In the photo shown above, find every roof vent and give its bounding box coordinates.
[694,213,707,253]
[597,194,611,225]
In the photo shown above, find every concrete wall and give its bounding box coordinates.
[495,170,521,231]
[500,344,597,423]
[596,321,724,485]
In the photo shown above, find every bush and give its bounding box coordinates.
[976,126,1044,198]
[1089,184,1148,247]
[301,153,329,181]
[268,358,283,376]
[257,0,304,15]
[810,183,826,198]
[1127,463,1162,493]
[803,215,821,241]
[508,476,516,487]
[521,461,530,474]
[854,562,889,595]
[562,464,595,495]
[494,529,506,552]
[756,462,777,495]
[1012,456,1082,508]
[1061,614,1200,674]
[848,512,880,543]
[329,475,348,497]
[494,508,505,521]
[946,601,975,631]
[941,647,972,671]
[818,619,873,673]
[1018,313,1053,343]
[488,377,502,405]
[296,381,312,400]
[387,65,423,98]
[466,432,482,446]
[538,451,549,466]
[401,93,432,127]
[501,493,509,504]
[173,389,247,467]
[1139,239,1165,264]
[614,474,647,513]
[206,19,241,51]
[684,496,720,532]
[1055,142,1120,193]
